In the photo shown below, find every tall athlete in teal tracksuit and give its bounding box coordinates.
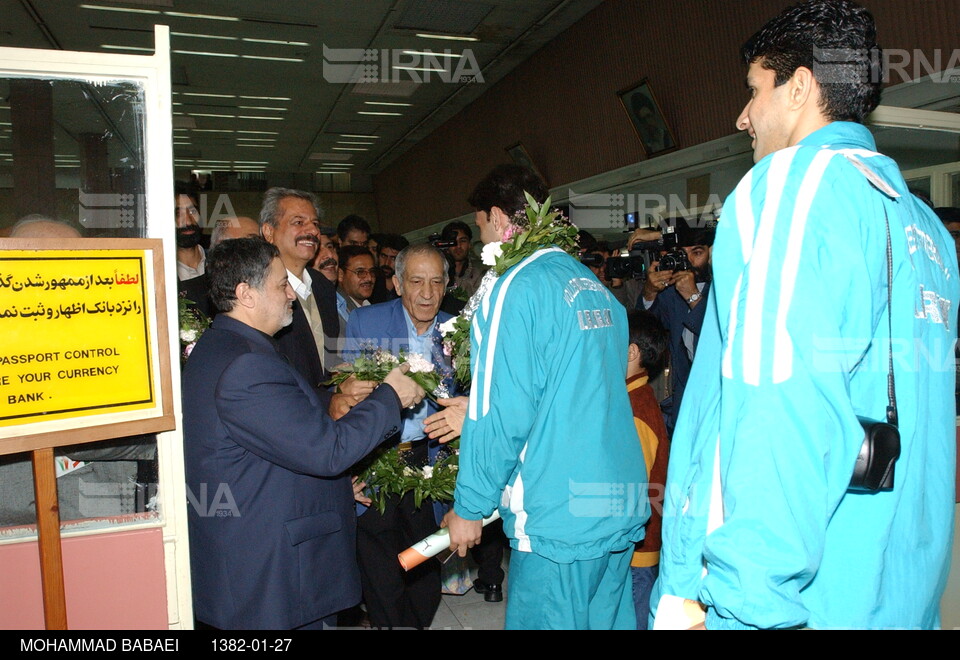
[453,247,649,629]
[653,0,958,629]
[655,121,958,629]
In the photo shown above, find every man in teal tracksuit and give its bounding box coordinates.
[653,1,959,629]
[444,164,649,629]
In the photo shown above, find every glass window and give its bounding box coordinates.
[0,78,146,238]
[0,76,157,535]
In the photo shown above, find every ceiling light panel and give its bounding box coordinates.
[242,38,309,46]
[164,11,240,22]
[80,4,160,15]
[172,32,237,41]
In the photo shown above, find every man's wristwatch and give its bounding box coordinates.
[686,292,702,305]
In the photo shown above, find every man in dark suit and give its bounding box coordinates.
[259,187,368,417]
[637,220,714,433]
[182,238,425,629]
[344,244,455,629]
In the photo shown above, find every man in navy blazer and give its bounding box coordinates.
[182,238,425,630]
[344,244,455,629]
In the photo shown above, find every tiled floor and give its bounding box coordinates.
[430,579,507,630]
[429,555,508,630]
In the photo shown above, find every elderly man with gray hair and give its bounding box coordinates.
[343,243,457,629]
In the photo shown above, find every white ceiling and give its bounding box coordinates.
[0,0,603,185]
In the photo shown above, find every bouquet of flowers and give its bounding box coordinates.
[178,293,211,362]
[327,346,449,400]
[358,440,460,514]
[330,346,457,513]
[441,192,579,386]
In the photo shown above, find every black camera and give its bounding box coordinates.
[657,247,692,272]
[580,253,605,268]
[428,232,456,249]
[605,231,681,280]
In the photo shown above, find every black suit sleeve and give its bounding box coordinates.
[215,352,401,476]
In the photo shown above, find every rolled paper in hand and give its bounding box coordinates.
[398,511,501,571]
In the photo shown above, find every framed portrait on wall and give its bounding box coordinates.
[618,79,677,157]
[505,142,546,184]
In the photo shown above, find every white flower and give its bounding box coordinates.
[405,353,434,373]
[438,317,458,335]
[180,328,197,343]
[375,349,399,366]
[403,466,416,477]
[481,241,503,266]
[422,465,433,479]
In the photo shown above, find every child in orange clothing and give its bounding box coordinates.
[625,310,670,630]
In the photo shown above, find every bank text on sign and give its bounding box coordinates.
[0,250,155,427]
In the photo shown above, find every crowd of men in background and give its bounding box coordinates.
[173,182,507,629]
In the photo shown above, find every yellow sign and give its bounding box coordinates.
[0,250,155,427]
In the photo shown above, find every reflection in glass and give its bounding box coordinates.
[906,175,932,202]
[0,78,146,238]
[0,77,157,535]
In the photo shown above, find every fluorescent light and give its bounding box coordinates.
[81,4,159,15]
[238,130,280,134]
[172,32,237,41]
[182,92,236,98]
[358,111,402,116]
[173,50,238,58]
[401,50,463,58]
[238,115,284,121]
[191,129,235,133]
[236,161,269,164]
[243,38,309,46]
[364,101,412,107]
[340,134,379,139]
[316,171,350,175]
[164,11,240,21]
[337,140,375,145]
[240,96,291,101]
[101,44,154,52]
[237,144,273,148]
[238,106,286,111]
[332,147,369,151]
[237,137,277,142]
[240,55,304,62]
[393,65,448,73]
[192,113,235,118]
[415,33,478,42]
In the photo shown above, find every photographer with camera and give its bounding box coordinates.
[636,219,714,433]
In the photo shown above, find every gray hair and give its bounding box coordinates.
[394,243,449,288]
[210,216,257,249]
[258,187,322,229]
[210,217,232,249]
[11,215,82,238]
